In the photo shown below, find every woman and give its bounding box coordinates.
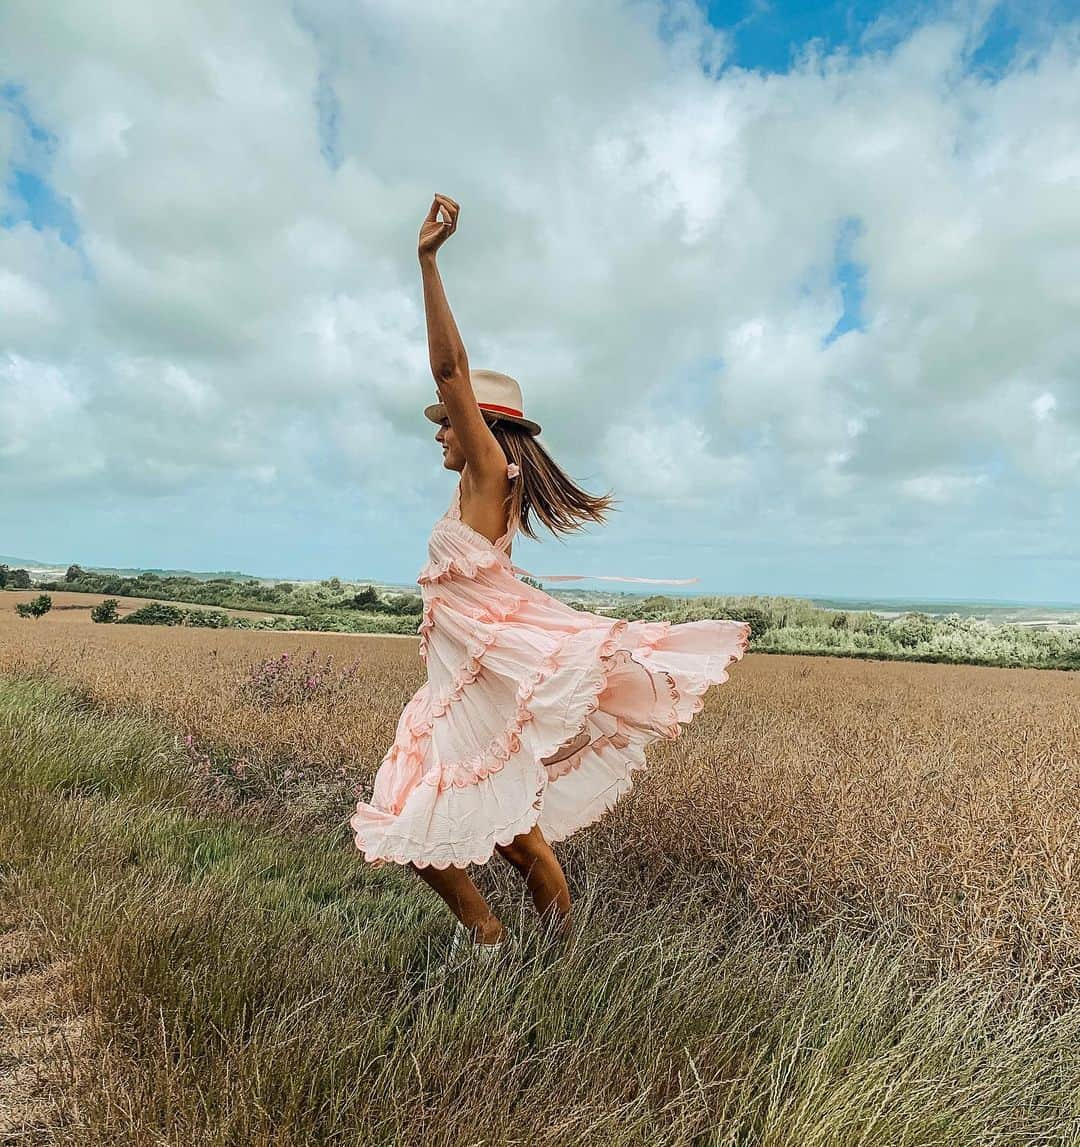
[350,194,750,966]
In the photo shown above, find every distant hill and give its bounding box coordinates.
[7,557,427,594]
[2,556,267,582]
[86,565,263,581]
[0,554,54,568]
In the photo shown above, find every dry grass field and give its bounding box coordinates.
[4,593,1080,1142]
[3,589,1078,995]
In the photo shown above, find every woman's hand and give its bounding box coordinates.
[418,193,459,260]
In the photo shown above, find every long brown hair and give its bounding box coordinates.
[483,416,618,542]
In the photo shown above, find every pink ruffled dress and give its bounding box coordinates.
[350,465,751,869]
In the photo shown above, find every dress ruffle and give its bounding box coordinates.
[350,481,750,869]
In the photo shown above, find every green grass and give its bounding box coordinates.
[2,671,1079,1145]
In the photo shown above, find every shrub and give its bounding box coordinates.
[350,585,379,608]
[183,608,233,628]
[891,612,937,648]
[718,606,770,639]
[384,593,423,616]
[119,602,189,626]
[116,601,234,628]
[91,598,120,623]
[15,593,52,619]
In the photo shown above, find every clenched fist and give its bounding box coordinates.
[418,193,459,260]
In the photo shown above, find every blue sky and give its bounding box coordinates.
[698,0,1068,76]
[2,0,1079,601]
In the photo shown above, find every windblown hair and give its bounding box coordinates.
[483,415,618,542]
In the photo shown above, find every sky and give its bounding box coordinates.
[1,0,1078,602]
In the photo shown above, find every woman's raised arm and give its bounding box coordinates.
[418,194,504,476]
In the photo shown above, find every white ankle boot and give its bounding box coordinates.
[434,920,505,979]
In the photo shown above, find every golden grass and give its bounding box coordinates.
[3,592,1078,994]
[6,679,1076,1144]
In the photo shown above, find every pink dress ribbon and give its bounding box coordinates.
[509,566,698,585]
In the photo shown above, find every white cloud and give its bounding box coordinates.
[600,416,751,503]
[900,470,990,504]
[1032,391,1056,421]
[0,267,54,330]
[0,0,1078,587]
[0,354,104,483]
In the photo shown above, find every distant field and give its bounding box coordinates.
[808,595,1080,630]
[1,588,302,623]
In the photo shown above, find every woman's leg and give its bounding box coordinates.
[494,823,572,939]
[409,861,505,944]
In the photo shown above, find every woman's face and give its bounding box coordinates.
[434,418,465,472]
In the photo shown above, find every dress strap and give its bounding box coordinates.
[495,462,519,550]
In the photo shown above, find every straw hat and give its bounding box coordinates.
[424,369,542,436]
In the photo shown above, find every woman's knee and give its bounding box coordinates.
[494,839,532,869]
[495,825,550,869]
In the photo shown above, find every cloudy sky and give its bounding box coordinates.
[2,0,1078,602]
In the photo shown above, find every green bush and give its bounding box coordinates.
[598,595,1080,670]
[118,601,235,628]
[1,565,32,589]
[119,602,189,626]
[295,610,421,635]
[350,585,380,608]
[717,606,770,639]
[891,612,936,648]
[91,598,120,623]
[15,593,52,619]
[183,609,233,628]
[384,593,423,616]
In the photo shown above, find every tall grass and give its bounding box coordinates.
[2,615,1078,994]
[3,672,1079,1144]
